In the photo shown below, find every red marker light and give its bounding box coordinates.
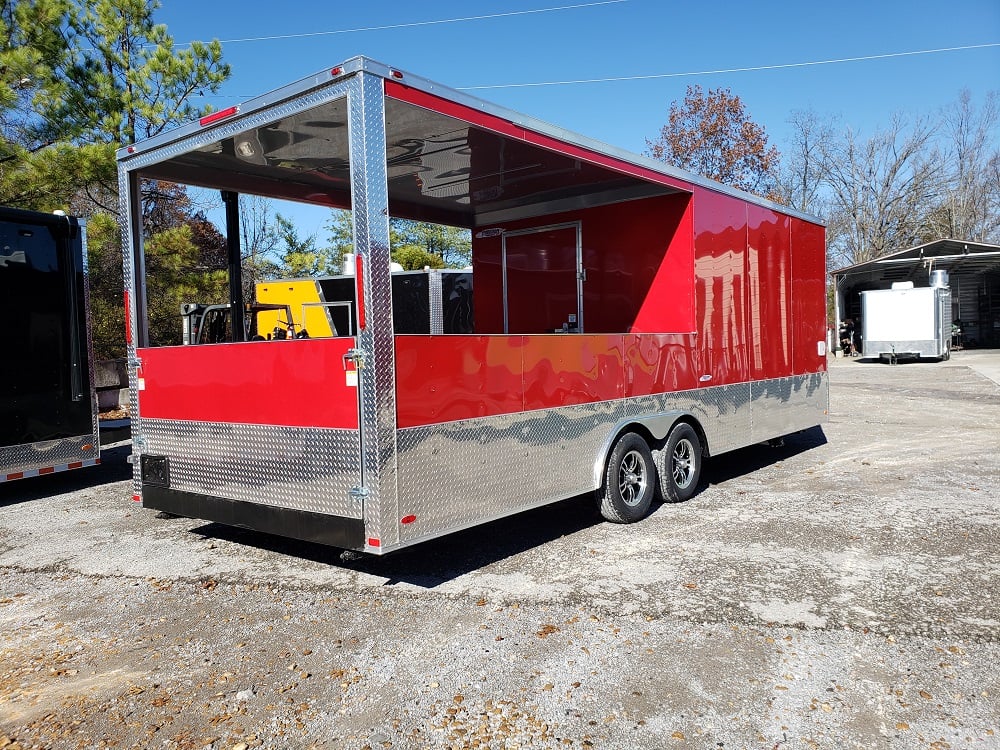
[367,538,381,548]
[355,255,366,330]
[400,515,416,525]
[132,494,142,503]
[199,106,239,127]
[390,70,404,79]
[330,67,343,76]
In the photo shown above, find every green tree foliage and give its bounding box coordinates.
[646,85,780,199]
[143,225,227,347]
[276,213,338,277]
[324,209,471,272]
[1,0,228,209]
[84,211,125,359]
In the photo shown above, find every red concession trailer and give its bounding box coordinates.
[117,57,827,554]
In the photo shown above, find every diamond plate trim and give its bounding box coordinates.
[349,72,399,547]
[0,437,100,478]
[140,419,362,518]
[393,374,826,548]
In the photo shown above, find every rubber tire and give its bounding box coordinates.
[597,432,656,524]
[661,422,702,503]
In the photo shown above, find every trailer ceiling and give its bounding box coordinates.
[136,93,678,229]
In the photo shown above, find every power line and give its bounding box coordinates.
[195,0,627,45]
[457,43,1000,90]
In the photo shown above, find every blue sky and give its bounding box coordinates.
[156,0,1000,240]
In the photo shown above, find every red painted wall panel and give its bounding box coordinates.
[138,338,360,429]
[747,206,793,380]
[395,334,628,427]
[624,334,700,396]
[521,335,625,412]
[473,194,694,335]
[790,218,828,375]
[692,189,749,385]
[394,336,523,428]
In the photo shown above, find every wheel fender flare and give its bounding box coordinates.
[591,411,696,489]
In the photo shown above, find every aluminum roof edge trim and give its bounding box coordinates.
[115,55,822,226]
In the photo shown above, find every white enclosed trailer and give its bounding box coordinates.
[861,279,952,362]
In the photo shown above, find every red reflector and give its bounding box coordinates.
[124,290,132,345]
[367,538,381,548]
[39,467,54,475]
[7,472,23,480]
[132,494,142,503]
[68,462,83,470]
[199,106,239,126]
[400,515,416,525]
[355,255,366,330]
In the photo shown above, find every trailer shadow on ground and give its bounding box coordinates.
[703,425,828,486]
[184,427,828,587]
[0,443,133,508]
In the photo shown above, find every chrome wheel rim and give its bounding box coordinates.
[618,449,648,507]
[672,438,695,489]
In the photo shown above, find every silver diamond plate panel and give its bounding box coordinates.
[349,72,400,547]
[392,375,826,548]
[1,436,99,477]
[140,419,362,517]
[428,271,444,335]
[750,372,829,443]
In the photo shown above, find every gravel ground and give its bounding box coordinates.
[1,352,998,749]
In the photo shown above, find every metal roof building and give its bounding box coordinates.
[832,239,1000,349]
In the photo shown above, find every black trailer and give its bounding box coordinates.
[0,207,99,482]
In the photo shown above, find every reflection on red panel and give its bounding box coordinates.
[693,189,749,385]
[394,336,523,428]
[138,339,359,429]
[624,334,700,396]
[790,218,828,375]
[747,206,792,379]
[521,335,625,411]
[395,335,628,427]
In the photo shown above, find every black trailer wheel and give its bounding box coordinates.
[598,432,656,523]
[661,422,702,503]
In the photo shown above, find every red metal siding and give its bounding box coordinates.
[473,195,694,335]
[693,189,750,385]
[747,206,793,380]
[790,218,828,375]
[624,333,700,396]
[394,336,523,427]
[520,335,625,412]
[395,335,626,428]
[137,339,360,429]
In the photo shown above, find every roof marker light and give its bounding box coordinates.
[330,67,343,76]
[390,70,404,79]
[199,106,239,127]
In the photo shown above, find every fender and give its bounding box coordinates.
[591,410,698,489]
